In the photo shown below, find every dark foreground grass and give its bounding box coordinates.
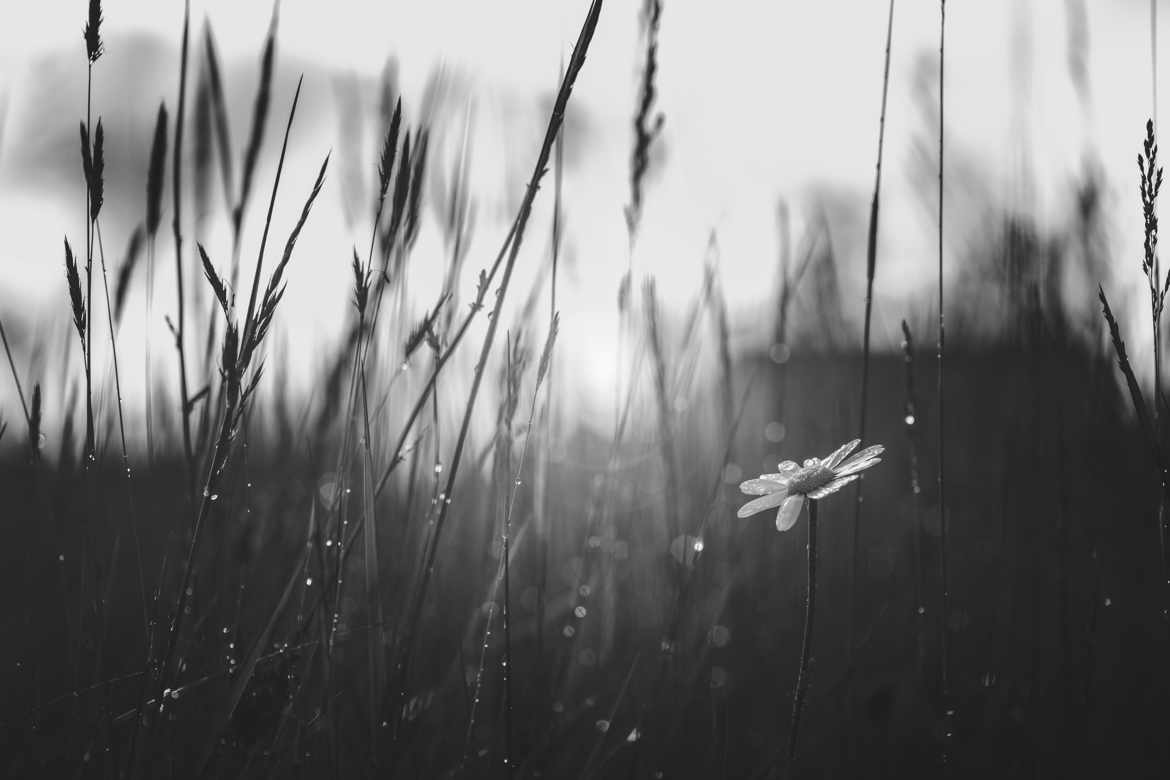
[3,343,1170,777]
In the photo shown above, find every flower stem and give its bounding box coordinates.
[788,499,818,768]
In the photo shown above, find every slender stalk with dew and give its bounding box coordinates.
[848,1,895,747]
[171,0,195,499]
[1137,120,1170,626]
[644,279,681,547]
[788,500,819,769]
[0,315,32,455]
[144,103,167,467]
[379,0,603,741]
[81,0,102,463]
[936,1,954,761]
[154,74,325,721]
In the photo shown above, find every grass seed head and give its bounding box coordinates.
[84,0,103,62]
[63,238,86,344]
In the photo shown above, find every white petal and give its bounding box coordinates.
[823,439,860,469]
[775,495,806,532]
[808,474,860,499]
[837,445,884,471]
[737,490,788,518]
[740,478,786,496]
[835,456,883,478]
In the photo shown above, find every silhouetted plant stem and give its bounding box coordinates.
[0,316,29,427]
[787,500,818,769]
[848,0,895,752]
[83,63,95,463]
[937,0,954,769]
[96,222,147,632]
[380,0,603,744]
[172,1,195,501]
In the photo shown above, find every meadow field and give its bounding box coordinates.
[2,0,1170,777]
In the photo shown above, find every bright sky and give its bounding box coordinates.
[0,0,1164,420]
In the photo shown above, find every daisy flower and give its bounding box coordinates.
[737,439,884,531]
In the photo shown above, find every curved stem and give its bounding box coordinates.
[787,499,818,768]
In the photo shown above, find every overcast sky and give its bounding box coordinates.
[0,0,1163,411]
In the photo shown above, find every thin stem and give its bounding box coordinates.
[381,0,602,736]
[0,315,29,426]
[173,0,194,498]
[787,499,818,768]
[848,0,895,750]
[937,0,954,765]
[84,63,95,461]
[96,222,148,632]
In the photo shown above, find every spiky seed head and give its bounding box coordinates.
[64,238,86,343]
[84,0,103,62]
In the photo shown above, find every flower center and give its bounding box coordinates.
[787,462,835,495]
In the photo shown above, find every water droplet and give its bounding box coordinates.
[434,463,443,474]
[578,584,592,598]
[627,728,641,742]
[692,538,705,553]
[562,625,575,638]
[595,719,610,733]
[57,554,65,563]
[764,421,786,443]
[769,343,791,364]
[1104,597,1112,607]
[574,605,587,619]
[904,414,916,426]
[917,606,926,615]
[210,493,219,501]
[305,577,313,587]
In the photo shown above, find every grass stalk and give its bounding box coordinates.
[96,222,148,632]
[172,0,195,499]
[937,1,954,767]
[786,499,819,770]
[0,316,30,428]
[847,0,895,748]
[380,0,603,739]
